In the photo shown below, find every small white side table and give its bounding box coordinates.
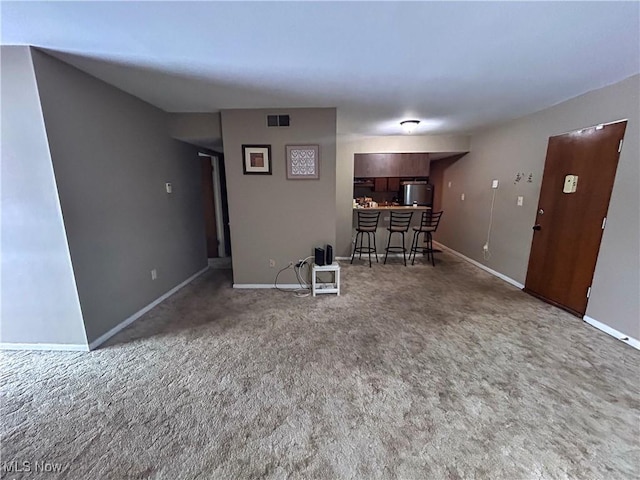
[312,262,341,296]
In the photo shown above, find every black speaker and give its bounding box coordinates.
[326,245,333,265]
[314,247,325,266]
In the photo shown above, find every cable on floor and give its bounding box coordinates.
[274,257,313,297]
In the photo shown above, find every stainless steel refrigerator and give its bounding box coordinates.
[402,182,434,206]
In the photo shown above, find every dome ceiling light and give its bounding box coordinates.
[400,120,420,134]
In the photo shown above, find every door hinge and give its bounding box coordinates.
[618,139,623,152]
[587,286,592,298]
[601,217,607,230]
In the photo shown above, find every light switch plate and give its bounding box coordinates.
[461,193,465,201]
[491,179,499,189]
[517,196,524,206]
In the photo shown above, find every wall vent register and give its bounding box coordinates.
[267,115,290,127]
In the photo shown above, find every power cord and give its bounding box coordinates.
[274,256,314,297]
[274,264,295,291]
[483,188,497,260]
[293,256,314,297]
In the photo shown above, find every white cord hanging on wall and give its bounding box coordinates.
[483,181,499,260]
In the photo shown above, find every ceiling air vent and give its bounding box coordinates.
[267,114,290,127]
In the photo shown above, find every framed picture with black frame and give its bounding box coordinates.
[242,144,272,175]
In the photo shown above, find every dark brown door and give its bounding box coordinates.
[524,121,626,316]
[201,157,218,258]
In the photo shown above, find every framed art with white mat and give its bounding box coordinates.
[286,144,319,180]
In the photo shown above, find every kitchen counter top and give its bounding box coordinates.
[351,206,431,255]
[353,205,431,211]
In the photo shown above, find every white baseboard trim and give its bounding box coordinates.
[435,242,639,351]
[233,284,302,289]
[0,342,90,352]
[336,256,350,261]
[433,241,525,290]
[583,315,640,350]
[88,266,209,350]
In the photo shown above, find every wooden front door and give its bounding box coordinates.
[524,121,627,316]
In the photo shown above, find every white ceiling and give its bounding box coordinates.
[3,1,639,137]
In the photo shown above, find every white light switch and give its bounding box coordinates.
[448,181,452,188]
[517,196,524,206]
[165,182,173,194]
[461,193,465,201]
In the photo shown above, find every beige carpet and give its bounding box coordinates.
[1,252,639,479]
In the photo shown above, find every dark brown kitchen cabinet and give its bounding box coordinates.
[387,177,401,192]
[401,153,429,177]
[353,153,429,178]
[354,153,400,177]
[373,177,388,192]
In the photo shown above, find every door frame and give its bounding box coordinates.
[198,152,229,258]
[211,155,227,258]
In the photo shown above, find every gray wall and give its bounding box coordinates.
[221,108,337,285]
[335,131,471,257]
[168,112,222,150]
[1,47,88,346]
[438,75,639,340]
[30,49,208,344]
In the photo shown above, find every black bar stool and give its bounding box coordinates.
[383,211,414,266]
[410,211,444,266]
[351,211,381,267]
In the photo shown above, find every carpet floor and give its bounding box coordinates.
[1,253,639,479]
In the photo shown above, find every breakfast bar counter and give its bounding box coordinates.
[353,205,431,211]
[352,206,432,261]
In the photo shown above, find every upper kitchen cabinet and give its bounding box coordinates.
[354,153,400,177]
[400,153,430,177]
[354,153,430,178]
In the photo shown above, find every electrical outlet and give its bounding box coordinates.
[491,179,499,189]
[151,269,157,280]
[517,196,524,206]
[482,244,489,252]
[165,182,172,194]
[269,259,276,268]
[461,193,465,201]
[448,181,452,188]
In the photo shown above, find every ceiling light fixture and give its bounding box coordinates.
[400,120,420,134]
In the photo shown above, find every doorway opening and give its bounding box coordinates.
[199,151,231,266]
